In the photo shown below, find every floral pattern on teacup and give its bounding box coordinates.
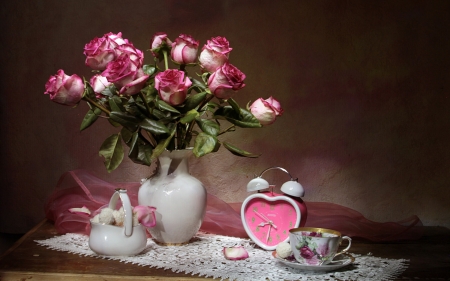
[293,232,335,265]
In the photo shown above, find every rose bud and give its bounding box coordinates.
[249,96,283,125]
[133,205,157,228]
[90,74,111,94]
[207,63,245,99]
[223,246,249,260]
[154,69,192,106]
[150,32,172,59]
[44,69,84,106]
[171,34,199,64]
[199,36,232,73]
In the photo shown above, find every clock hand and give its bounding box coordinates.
[266,224,272,242]
[253,210,271,222]
[253,210,278,229]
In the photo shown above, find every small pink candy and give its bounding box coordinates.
[223,246,249,260]
[68,206,91,216]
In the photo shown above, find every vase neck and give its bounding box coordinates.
[158,149,191,176]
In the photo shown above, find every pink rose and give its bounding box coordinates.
[316,243,330,257]
[207,63,245,99]
[150,32,172,58]
[101,53,149,96]
[249,96,283,125]
[133,205,156,228]
[105,32,128,45]
[171,34,199,64]
[102,53,140,87]
[199,36,232,73]
[300,246,315,259]
[115,43,144,69]
[90,74,111,94]
[154,69,192,106]
[84,32,127,70]
[44,69,84,106]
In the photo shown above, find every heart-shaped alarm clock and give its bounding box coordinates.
[241,167,307,251]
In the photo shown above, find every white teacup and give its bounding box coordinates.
[289,227,352,266]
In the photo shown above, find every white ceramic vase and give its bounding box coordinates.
[138,149,207,245]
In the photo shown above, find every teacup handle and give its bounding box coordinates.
[108,189,133,237]
[333,236,352,258]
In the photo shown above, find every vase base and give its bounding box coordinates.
[153,240,191,246]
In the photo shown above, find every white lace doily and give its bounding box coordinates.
[36,233,408,281]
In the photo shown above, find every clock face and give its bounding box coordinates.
[241,193,301,250]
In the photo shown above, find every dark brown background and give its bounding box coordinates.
[1,0,449,234]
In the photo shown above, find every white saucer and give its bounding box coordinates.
[272,251,355,272]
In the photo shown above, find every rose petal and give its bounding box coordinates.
[223,246,249,260]
[68,206,91,216]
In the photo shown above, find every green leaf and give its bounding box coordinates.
[150,108,172,120]
[141,84,158,98]
[214,106,262,128]
[150,126,176,161]
[191,78,207,91]
[140,118,170,135]
[120,127,133,144]
[109,111,140,130]
[227,98,242,116]
[157,100,180,114]
[201,72,210,84]
[193,132,219,157]
[205,101,219,113]
[80,107,101,131]
[101,84,117,97]
[128,132,152,166]
[195,118,220,136]
[223,142,260,158]
[183,91,208,111]
[143,64,157,76]
[82,81,96,100]
[180,109,200,124]
[109,96,125,112]
[108,118,122,127]
[99,134,124,173]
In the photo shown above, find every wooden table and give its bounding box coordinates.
[0,220,449,280]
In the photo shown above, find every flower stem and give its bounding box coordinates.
[218,125,236,136]
[163,50,169,70]
[185,94,215,144]
[84,96,110,115]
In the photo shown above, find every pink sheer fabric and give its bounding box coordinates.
[45,170,423,242]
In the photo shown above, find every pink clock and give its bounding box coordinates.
[241,167,307,251]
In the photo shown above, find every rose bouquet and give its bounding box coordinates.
[44,32,283,172]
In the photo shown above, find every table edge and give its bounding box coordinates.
[0,270,207,280]
[0,219,47,261]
